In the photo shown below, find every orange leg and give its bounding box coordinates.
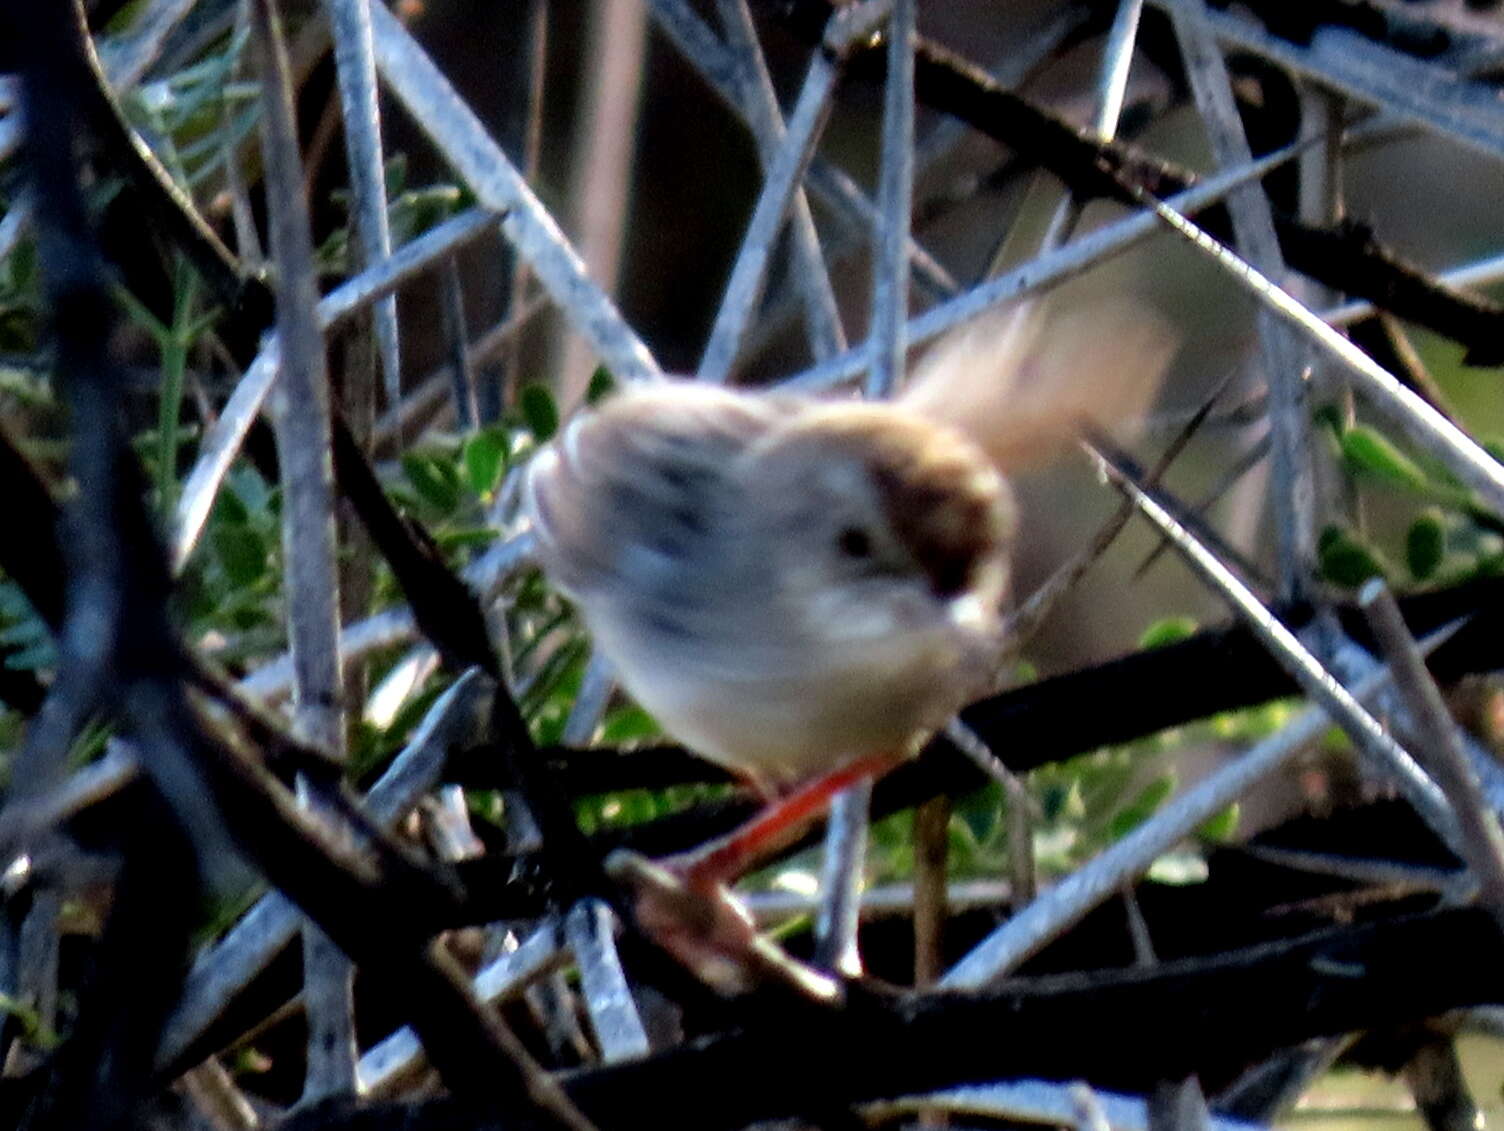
[670,752,904,888]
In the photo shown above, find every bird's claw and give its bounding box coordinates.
[605,849,842,1003]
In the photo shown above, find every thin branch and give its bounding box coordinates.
[159,670,495,1071]
[648,0,950,310]
[1165,1,1504,161]
[1089,440,1459,845]
[783,141,1305,392]
[556,0,650,405]
[324,0,402,405]
[941,640,1432,987]
[695,1,881,383]
[713,0,844,361]
[866,1081,1260,1131]
[1359,580,1504,921]
[249,0,354,1100]
[864,0,913,399]
[566,899,652,1062]
[366,0,660,382]
[173,206,498,571]
[1142,192,1504,519]
[1169,0,1315,604]
[359,923,568,1097]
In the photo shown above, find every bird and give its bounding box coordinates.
[522,299,1172,986]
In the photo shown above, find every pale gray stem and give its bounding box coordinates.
[647,0,950,307]
[697,46,842,384]
[864,0,915,399]
[177,1059,260,1131]
[1161,2,1504,160]
[1145,195,1504,520]
[1096,452,1460,848]
[565,900,651,1062]
[1170,0,1314,604]
[440,257,477,428]
[366,2,660,382]
[813,779,872,977]
[864,1081,1264,1131]
[713,0,844,361]
[1359,579,1504,920]
[560,650,615,748]
[324,0,402,406]
[359,924,567,1097]
[1149,1077,1212,1131]
[173,207,498,572]
[941,624,1457,988]
[783,142,1306,393]
[251,0,354,1099]
[158,671,493,1070]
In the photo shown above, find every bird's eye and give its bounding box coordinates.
[837,526,872,559]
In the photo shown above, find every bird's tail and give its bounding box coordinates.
[898,297,1177,473]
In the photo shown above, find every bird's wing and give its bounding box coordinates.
[523,381,784,601]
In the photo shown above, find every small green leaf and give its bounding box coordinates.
[401,452,463,516]
[519,383,559,440]
[1318,525,1389,588]
[211,525,269,588]
[1138,615,1198,650]
[1311,403,1345,441]
[1340,425,1431,492]
[1197,803,1240,843]
[600,704,662,744]
[1107,772,1176,840]
[586,366,616,405]
[0,992,59,1049]
[1406,510,1447,581]
[462,427,510,497]
[212,486,250,526]
[387,184,464,242]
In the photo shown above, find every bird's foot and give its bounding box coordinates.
[605,849,841,1002]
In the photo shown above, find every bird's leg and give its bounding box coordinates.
[670,752,904,889]
[605,752,900,998]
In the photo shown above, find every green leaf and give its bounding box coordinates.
[211,525,269,588]
[0,992,58,1049]
[388,184,465,243]
[401,452,463,516]
[1318,525,1389,588]
[1138,615,1198,650]
[1340,425,1431,493]
[1197,803,1240,843]
[600,704,662,744]
[1107,772,1176,840]
[586,366,616,405]
[1311,403,1345,441]
[212,485,250,526]
[519,383,560,441]
[462,427,510,497]
[1406,510,1447,581]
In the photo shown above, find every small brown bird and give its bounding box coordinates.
[523,301,1171,979]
